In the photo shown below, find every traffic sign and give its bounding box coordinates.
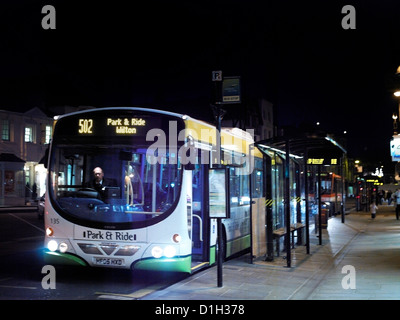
[212,70,223,81]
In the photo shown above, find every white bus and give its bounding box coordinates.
[43,107,264,273]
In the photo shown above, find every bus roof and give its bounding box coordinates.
[54,106,262,157]
[54,106,187,121]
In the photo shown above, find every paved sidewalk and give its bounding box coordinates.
[144,204,400,300]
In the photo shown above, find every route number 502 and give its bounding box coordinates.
[78,119,93,134]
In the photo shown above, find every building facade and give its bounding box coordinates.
[221,98,275,142]
[0,107,54,206]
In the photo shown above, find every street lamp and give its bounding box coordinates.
[393,66,400,134]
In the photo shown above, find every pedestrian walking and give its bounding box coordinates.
[378,189,384,205]
[387,190,393,205]
[370,202,378,219]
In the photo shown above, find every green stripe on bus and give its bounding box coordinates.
[209,245,216,265]
[133,256,192,273]
[43,251,88,267]
[226,235,251,257]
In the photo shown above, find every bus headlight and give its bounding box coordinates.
[164,245,176,258]
[59,242,68,253]
[151,246,163,259]
[47,240,58,252]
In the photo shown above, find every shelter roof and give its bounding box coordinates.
[255,132,346,160]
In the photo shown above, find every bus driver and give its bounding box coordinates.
[86,167,118,201]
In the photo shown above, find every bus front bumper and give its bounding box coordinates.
[132,256,192,273]
[43,249,192,273]
[43,250,88,267]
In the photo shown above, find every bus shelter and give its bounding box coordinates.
[253,133,346,267]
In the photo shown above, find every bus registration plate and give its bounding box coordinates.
[93,257,125,266]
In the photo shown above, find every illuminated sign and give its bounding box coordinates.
[308,158,324,165]
[208,168,230,218]
[106,117,146,135]
[53,110,184,145]
[307,158,339,165]
[222,77,241,103]
[366,179,383,186]
[78,119,93,134]
[78,117,147,135]
[390,135,400,162]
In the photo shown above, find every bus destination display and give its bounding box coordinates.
[78,117,147,136]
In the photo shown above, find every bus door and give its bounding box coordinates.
[191,163,209,269]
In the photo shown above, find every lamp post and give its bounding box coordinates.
[394,66,400,133]
[211,70,227,288]
[394,94,400,129]
[394,90,400,122]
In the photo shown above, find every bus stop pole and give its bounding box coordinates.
[249,144,254,265]
[285,140,291,267]
[341,156,345,223]
[318,164,322,245]
[212,102,226,288]
[265,155,274,261]
[217,218,223,287]
[304,148,310,254]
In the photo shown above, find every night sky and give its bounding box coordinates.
[2,0,400,171]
